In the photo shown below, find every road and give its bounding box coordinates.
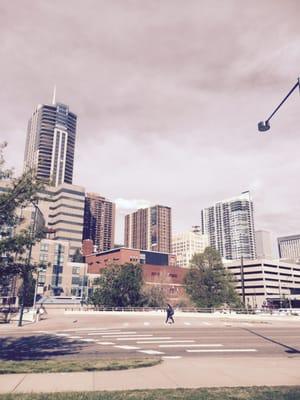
[1,311,300,361]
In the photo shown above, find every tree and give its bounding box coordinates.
[0,143,45,322]
[141,286,167,307]
[185,247,241,308]
[90,263,144,307]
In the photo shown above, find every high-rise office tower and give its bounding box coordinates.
[124,205,172,253]
[256,230,274,259]
[278,234,300,261]
[172,228,209,267]
[83,193,115,252]
[201,191,256,260]
[24,99,77,186]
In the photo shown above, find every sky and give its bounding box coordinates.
[1,0,300,245]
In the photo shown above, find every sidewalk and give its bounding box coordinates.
[1,357,300,394]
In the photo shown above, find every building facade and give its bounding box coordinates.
[201,192,256,260]
[85,247,185,304]
[83,193,115,252]
[31,239,87,297]
[39,183,85,258]
[278,234,300,261]
[172,229,209,267]
[124,205,172,253]
[256,230,274,259]
[24,102,77,186]
[225,258,300,308]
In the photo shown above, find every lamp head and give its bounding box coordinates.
[258,121,270,132]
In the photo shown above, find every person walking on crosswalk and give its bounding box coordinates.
[165,303,175,324]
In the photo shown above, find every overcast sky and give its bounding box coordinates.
[1,0,300,245]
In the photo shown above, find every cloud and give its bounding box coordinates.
[1,0,300,244]
[115,198,151,212]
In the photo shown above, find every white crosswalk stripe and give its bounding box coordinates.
[96,342,115,345]
[138,350,165,355]
[137,340,194,344]
[116,336,154,341]
[115,345,141,350]
[159,344,223,348]
[186,349,257,353]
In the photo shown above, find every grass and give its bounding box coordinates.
[0,358,161,374]
[1,387,300,399]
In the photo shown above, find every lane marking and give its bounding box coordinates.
[186,349,257,353]
[87,331,121,336]
[79,338,96,342]
[159,344,223,348]
[116,336,154,341]
[68,336,82,339]
[115,345,141,350]
[55,333,70,337]
[184,322,191,325]
[144,322,150,326]
[123,323,129,326]
[138,350,165,355]
[133,337,172,342]
[101,332,137,335]
[162,356,182,359]
[137,340,194,344]
[96,342,115,345]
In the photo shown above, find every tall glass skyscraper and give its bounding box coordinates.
[200,191,256,260]
[24,101,77,186]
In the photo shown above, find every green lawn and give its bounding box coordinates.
[1,387,300,400]
[0,358,160,374]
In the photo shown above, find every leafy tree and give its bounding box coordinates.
[185,247,241,308]
[0,143,45,321]
[141,286,167,307]
[90,263,144,307]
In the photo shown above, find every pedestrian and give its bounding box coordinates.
[165,303,175,324]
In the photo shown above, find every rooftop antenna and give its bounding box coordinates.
[52,85,56,105]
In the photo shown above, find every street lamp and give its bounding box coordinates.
[258,78,300,132]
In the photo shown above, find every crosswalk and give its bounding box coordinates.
[34,326,258,358]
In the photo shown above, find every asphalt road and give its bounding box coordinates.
[1,312,300,361]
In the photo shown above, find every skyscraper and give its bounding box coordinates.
[124,205,172,253]
[83,193,115,252]
[201,192,256,260]
[24,100,77,186]
[172,229,209,267]
[255,230,274,259]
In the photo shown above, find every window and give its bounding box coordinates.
[72,266,80,275]
[40,243,49,252]
[39,253,48,262]
[53,265,63,274]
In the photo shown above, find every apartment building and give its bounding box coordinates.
[124,205,172,253]
[201,191,256,260]
[83,193,115,252]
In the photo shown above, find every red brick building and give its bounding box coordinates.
[84,246,188,304]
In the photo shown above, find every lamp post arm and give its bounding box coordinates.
[265,80,299,124]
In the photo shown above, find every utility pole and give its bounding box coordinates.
[240,255,246,308]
